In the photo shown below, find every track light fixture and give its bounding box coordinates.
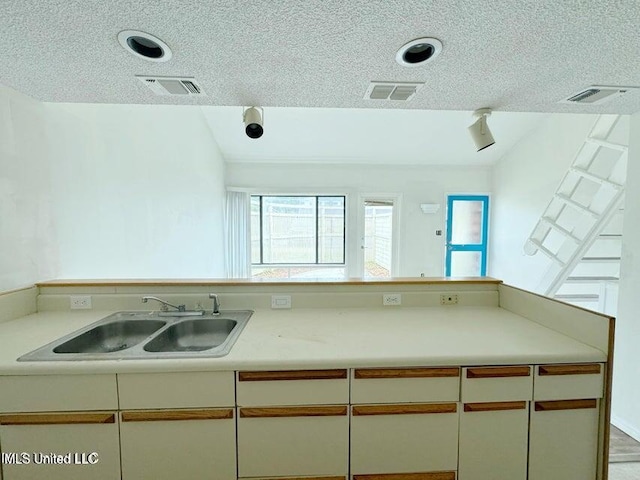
[243,107,264,139]
[468,108,495,152]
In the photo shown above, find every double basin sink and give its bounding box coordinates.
[19,310,253,361]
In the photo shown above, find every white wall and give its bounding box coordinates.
[226,163,492,277]
[489,114,597,291]
[0,85,58,290]
[45,104,227,278]
[612,111,640,440]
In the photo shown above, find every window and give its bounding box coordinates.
[251,195,346,279]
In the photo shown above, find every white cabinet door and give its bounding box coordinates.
[0,412,120,480]
[350,403,459,476]
[120,408,236,480]
[529,399,599,480]
[237,405,349,478]
[458,402,529,480]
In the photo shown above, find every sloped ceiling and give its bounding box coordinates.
[1,1,640,113]
[202,107,549,165]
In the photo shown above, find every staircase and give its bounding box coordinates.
[524,114,628,313]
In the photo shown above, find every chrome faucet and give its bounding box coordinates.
[209,293,220,315]
[142,296,185,312]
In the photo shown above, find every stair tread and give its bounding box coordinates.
[555,294,600,300]
[581,256,622,261]
[566,275,619,281]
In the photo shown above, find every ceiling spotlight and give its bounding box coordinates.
[468,108,496,152]
[243,107,264,139]
[118,30,172,62]
[396,37,443,67]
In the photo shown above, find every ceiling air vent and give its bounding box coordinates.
[559,85,638,105]
[364,82,424,101]
[136,76,206,96]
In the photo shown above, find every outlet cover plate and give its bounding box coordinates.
[383,293,402,306]
[440,294,458,305]
[271,295,292,309]
[70,295,92,310]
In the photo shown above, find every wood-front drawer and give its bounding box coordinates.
[0,374,117,412]
[118,371,235,409]
[236,370,349,406]
[351,367,460,404]
[533,363,604,401]
[461,366,533,402]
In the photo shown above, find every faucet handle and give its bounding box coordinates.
[208,293,220,315]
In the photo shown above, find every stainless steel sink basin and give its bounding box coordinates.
[53,319,166,354]
[144,318,237,353]
[18,310,252,361]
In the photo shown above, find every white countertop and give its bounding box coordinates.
[0,306,606,375]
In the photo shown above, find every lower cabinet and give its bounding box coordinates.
[528,399,600,480]
[458,402,529,480]
[0,412,120,480]
[350,403,459,476]
[237,405,349,478]
[458,365,533,480]
[119,408,236,480]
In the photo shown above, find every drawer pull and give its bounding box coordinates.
[0,412,115,426]
[466,366,530,378]
[238,369,348,382]
[121,409,234,422]
[353,472,456,480]
[534,399,597,411]
[240,406,348,418]
[352,403,457,416]
[464,401,527,412]
[354,367,459,379]
[256,477,345,480]
[538,364,601,376]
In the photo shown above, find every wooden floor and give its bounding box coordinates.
[610,425,640,463]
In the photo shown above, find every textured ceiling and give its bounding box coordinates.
[1,1,640,113]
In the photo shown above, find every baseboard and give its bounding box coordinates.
[611,414,640,442]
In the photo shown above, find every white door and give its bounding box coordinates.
[359,197,399,278]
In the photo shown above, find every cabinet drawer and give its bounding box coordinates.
[350,403,459,475]
[461,366,532,402]
[533,363,604,401]
[237,405,349,477]
[118,371,234,409]
[0,374,117,412]
[351,367,460,404]
[236,369,348,406]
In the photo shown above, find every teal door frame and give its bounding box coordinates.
[445,195,489,276]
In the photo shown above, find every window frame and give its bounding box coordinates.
[251,194,347,266]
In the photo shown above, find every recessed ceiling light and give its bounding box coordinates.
[396,37,442,67]
[118,30,172,62]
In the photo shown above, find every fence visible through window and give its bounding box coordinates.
[250,195,346,279]
[363,200,394,278]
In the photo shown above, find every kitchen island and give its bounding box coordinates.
[0,278,614,480]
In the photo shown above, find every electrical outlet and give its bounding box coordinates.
[70,295,92,310]
[440,294,458,305]
[383,293,402,306]
[271,295,292,309]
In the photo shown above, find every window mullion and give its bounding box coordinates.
[315,196,319,264]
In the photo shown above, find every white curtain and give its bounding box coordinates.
[224,191,251,278]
